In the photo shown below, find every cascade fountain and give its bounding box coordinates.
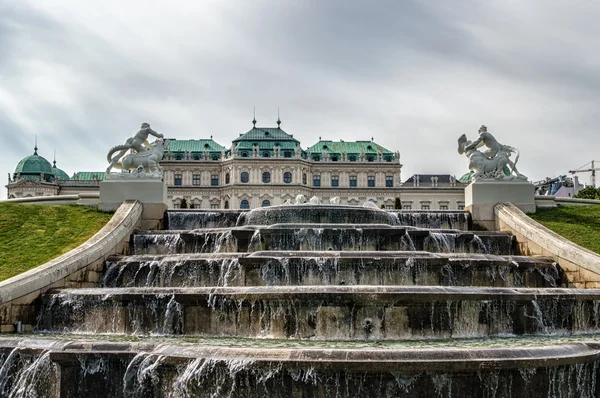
[1,204,600,397]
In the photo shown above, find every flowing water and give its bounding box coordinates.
[1,205,598,397]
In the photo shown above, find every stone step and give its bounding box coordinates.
[132,228,514,255]
[165,209,471,230]
[0,337,598,397]
[103,252,561,288]
[38,286,600,339]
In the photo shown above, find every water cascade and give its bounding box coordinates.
[2,205,600,397]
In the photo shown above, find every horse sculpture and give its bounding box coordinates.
[106,139,169,174]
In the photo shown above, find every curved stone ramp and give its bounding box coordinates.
[38,286,600,339]
[0,338,599,397]
[0,200,142,333]
[102,251,559,288]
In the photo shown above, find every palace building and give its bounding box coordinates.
[6,121,466,210]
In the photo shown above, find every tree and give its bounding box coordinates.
[574,186,600,200]
[180,198,188,209]
[394,197,401,209]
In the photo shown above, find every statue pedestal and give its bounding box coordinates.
[465,180,535,230]
[99,178,167,229]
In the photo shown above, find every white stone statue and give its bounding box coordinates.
[309,196,321,204]
[294,194,307,205]
[106,123,164,173]
[329,197,341,205]
[106,138,169,177]
[458,125,527,182]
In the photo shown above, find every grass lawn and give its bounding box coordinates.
[529,205,600,255]
[0,204,113,282]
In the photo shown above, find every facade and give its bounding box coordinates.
[6,123,466,209]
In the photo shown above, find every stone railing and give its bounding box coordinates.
[0,192,100,206]
[0,200,142,332]
[534,195,600,208]
[495,202,600,288]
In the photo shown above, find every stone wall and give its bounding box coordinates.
[494,202,600,288]
[0,200,142,332]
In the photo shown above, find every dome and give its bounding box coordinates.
[52,160,70,181]
[13,147,54,182]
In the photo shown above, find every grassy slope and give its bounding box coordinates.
[529,205,600,255]
[0,204,113,282]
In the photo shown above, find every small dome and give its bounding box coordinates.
[52,161,70,181]
[14,147,54,182]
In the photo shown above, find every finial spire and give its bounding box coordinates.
[34,135,38,155]
[252,106,257,127]
[53,149,56,167]
[277,106,281,128]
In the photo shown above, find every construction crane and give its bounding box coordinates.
[569,160,600,187]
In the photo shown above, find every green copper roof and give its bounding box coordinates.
[70,171,106,181]
[233,127,300,144]
[14,149,53,176]
[52,161,70,181]
[165,139,227,153]
[306,140,394,155]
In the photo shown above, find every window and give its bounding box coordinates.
[349,176,357,187]
[368,176,375,187]
[421,204,430,210]
[331,156,338,161]
[458,204,465,211]
[440,205,449,211]
[224,201,229,209]
[386,205,394,209]
[211,154,219,161]
[385,176,393,187]
[211,203,219,209]
[384,155,393,162]
[174,174,182,186]
[262,172,271,183]
[402,205,412,210]
[175,155,183,160]
[284,151,292,158]
[262,200,271,207]
[262,151,270,158]
[225,173,230,184]
[241,172,249,183]
[192,174,200,185]
[173,202,180,209]
[211,175,219,186]
[241,152,248,157]
[312,154,321,161]
[193,154,200,160]
[313,175,321,187]
[348,155,357,161]
[283,172,292,183]
[303,173,307,185]
[367,155,375,162]
[240,200,250,209]
[331,175,339,187]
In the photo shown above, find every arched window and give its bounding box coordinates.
[262,200,271,207]
[224,201,229,209]
[262,151,270,158]
[225,173,230,184]
[348,155,357,161]
[262,172,271,183]
[240,200,250,209]
[303,173,307,185]
[367,155,375,162]
[241,152,248,157]
[283,172,292,183]
[241,172,249,183]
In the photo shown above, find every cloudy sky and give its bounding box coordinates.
[1,0,599,198]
